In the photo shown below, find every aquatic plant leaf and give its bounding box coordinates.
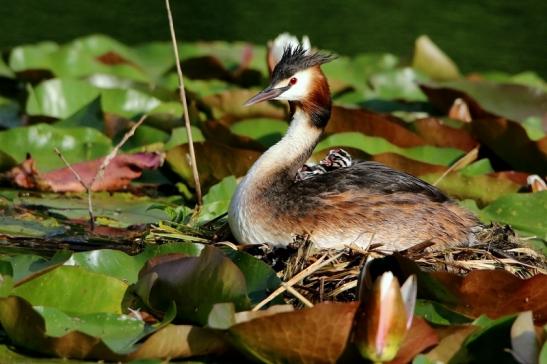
[412,35,460,81]
[478,191,547,239]
[0,123,112,172]
[65,242,203,285]
[10,266,127,314]
[135,246,250,325]
[230,118,288,148]
[316,132,464,166]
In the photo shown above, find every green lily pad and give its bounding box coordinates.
[451,315,517,363]
[479,191,547,239]
[27,78,100,119]
[164,126,205,150]
[421,172,521,205]
[0,216,67,239]
[101,88,162,118]
[11,265,127,314]
[14,192,171,227]
[230,118,288,148]
[0,123,112,171]
[459,159,494,177]
[55,96,104,129]
[221,248,281,305]
[415,299,473,326]
[198,175,237,222]
[65,242,204,285]
[8,41,59,72]
[316,132,464,165]
[35,306,155,353]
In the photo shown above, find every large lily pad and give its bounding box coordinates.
[316,132,464,166]
[7,265,127,314]
[0,123,112,171]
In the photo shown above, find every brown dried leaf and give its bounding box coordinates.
[229,302,358,364]
[432,270,547,324]
[202,89,286,123]
[472,117,547,174]
[127,324,228,360]
[425,325,476,362]
[6,152,164,192]
[387,317,439,364]
[166,141,260,189]
[413,117,477,151]
[328,106,426,148]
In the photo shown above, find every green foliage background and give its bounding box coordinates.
[0,0,546,77]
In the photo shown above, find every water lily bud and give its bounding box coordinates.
[354,272,409,362]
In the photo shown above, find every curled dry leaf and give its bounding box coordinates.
[229,302,358,364]
[448,98,472,122]
[527,174,547,192]
[6,152,164,192]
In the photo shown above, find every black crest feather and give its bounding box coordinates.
[271,45,336,84]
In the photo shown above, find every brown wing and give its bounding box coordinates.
[290,160,448,202]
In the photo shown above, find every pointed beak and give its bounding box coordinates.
[244,85,289,106]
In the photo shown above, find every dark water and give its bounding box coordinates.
[0,0,546,77]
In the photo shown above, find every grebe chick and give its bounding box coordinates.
[295,164,327,182]
[295,149,351,182]
[320,148,353,170]
[228,44,480,251]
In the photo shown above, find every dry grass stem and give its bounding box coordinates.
[433,146,479,186]
[165,0,202,206]
[282,283,314,308]
[252,252,343,311]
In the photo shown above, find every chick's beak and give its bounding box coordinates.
[244,85,289,106]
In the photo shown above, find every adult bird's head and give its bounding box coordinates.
[245,44,336,107]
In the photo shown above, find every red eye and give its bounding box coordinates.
[289,77,297,85]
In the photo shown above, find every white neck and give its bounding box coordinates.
[239,108,322,189]
[228,107,323,245]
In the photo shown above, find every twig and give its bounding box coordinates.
[433,146,479,186]
[92,115,147,186]
[282,283,314,308]
[165,0,203,206]
[252,252,344,311]
[54,148,95,227]
[54,115,147,231]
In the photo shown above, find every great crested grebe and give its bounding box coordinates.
[228,43,480,251]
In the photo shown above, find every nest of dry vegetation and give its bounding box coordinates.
[152,220,547,306]
[233,223,547,306]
